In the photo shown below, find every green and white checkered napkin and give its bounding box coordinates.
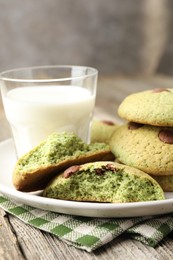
[0,194,173,252]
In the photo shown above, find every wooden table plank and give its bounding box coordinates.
[0,209,24,259]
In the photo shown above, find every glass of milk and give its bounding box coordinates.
[0,65,98,158]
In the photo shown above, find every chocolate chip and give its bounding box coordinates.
[95,168,105,175]
[152,88,170,93]
[128,122,143,130]
[102,120,115,126]
[103,164,117,172]
[64,165,80,178]
[159,129,173,144]
[94,163,117,176]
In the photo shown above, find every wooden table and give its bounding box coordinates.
[1,75,173,259]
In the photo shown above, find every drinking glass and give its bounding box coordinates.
[0,65,98,158]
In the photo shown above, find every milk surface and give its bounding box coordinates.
[4,86,95,157]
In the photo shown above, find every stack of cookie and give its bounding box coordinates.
[110,88,173,191]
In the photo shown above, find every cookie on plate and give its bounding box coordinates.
[91,120,118,144]
[118,88,173,126]
[13,132,115,192]
[152,175,173,192]
[43,161,165,202]
[110,122,173,175]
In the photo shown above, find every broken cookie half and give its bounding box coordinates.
[43,161,165,203]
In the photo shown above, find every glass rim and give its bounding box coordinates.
[0,65,98,83]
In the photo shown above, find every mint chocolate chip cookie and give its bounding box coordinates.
[118,88,173,126]
[91,120,118,144]
[110,123,173,175]
[43,161,164,202]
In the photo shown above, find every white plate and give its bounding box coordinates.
[1,139,173,218]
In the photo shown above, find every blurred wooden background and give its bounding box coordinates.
[0,0,173,76]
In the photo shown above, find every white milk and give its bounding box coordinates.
[4,86,95,157]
